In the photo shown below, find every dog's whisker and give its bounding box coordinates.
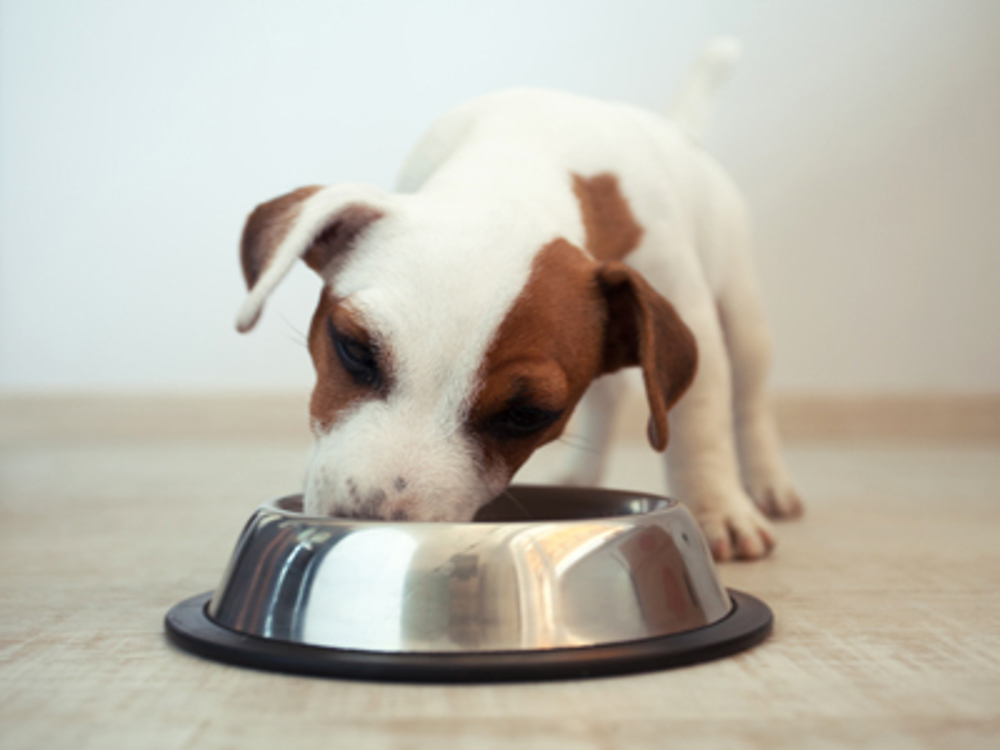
[473,479,533,521]
[498,488,532,519]
[556,434,601,454]
[279,315,309,347]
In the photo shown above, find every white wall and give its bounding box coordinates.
[1,0,997,393]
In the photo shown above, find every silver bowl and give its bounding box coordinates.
[166,486,771,681]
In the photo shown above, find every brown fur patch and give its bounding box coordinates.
[572,173,644,261]
[302,204,385,275]
[597,263,698,450]
[307,291,387,432]
[241,186,323,288]
[469,235,698,472]
[469,239,607,475]
[240,187,383,289]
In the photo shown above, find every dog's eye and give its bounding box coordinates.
[328,321,381,388]
[487,404,564,440]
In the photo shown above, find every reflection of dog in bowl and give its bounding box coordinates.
[235,39,802,561]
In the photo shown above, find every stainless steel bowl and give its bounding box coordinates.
[166,486,771,681]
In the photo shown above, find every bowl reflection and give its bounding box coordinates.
[207,486,731,653]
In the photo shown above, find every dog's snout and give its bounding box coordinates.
[334,476,419,521]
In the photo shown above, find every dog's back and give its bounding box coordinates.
[397,76,748,297]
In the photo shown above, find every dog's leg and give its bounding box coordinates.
[660,269,776,561]
[543,373,624,487]
[716,244,803,519]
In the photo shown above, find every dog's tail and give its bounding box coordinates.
[668,36,741,143]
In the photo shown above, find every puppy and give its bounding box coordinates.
[236,39,802,561]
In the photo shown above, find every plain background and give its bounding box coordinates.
[1,0,997,394]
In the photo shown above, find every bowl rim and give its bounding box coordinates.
[259,484,680,528]
[166,589,772,683]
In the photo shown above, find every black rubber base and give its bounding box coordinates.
[164,590,772,683]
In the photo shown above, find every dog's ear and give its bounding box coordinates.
[596,262,698,451]
[236,184,387,333]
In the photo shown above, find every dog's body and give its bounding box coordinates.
[237,40,802,561]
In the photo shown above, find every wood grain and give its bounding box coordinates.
[1,396,998,749]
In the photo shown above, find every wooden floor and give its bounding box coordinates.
[1,395,999,749]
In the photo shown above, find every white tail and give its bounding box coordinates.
[668,37,742,143]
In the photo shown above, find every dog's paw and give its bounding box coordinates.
[745,474,804,520]
[695,500,777,562]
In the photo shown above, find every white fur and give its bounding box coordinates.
[235,183,389,333]
[302,198,549,520]
[239,39,801,559]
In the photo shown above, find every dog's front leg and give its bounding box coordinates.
[664,296,776,561]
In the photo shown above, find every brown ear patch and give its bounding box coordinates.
[470,239,607,475]
[597,263,698,451]
[572,173,644,262]
[302,204,385,276]
[241,186,323,289]
[240,187,384,290]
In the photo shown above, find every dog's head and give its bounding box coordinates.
[237,183,697,521]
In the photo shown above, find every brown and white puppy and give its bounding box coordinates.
[236,39,802,561]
